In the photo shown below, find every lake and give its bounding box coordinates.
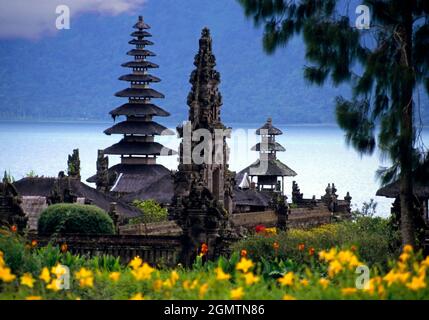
[2,120,426,216]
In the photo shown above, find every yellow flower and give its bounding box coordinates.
[75,267,94,288]
[190,279,199,289]
[328,260,343,278]
[399,252,410,263]
[364,277,382,295]
[131,263,155,281]
[20,273,35,288]
[319,248,337,262]
[109,272,120,282]
[337,250,354,264]
[0,251,5,267]
[170,270,179,285]
[199,283,209,298]
[215,267,231,281]
[153,279,163,291]
[130,293,144,300]
[264,227,277,235]
[236,257,254,273]
[0,267,16,282]
[39,267,51,284]
[319,278,330,289]
[230,287,244,300]
[341,287,358,295]
[243,272,260,285]
[383,270,410,286]
[278,272,294,287]
[51,264,67,277]
[282,294,296,300]
[403,244,413,253]
[406,276,426,291]
[299,279,309,287]
[46,279,62,291]
[421,256,429,268]
[129,256,143,270]
[25,296,42,300]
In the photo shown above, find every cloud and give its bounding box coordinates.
[0,0,146,39]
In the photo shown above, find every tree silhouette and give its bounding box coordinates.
[238,0,429,246]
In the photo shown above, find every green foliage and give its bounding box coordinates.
[38,203,115,236]
[25,170,37,178]
[0,229,41,275]
[2,170,14,183]
[233,218,401,270]
[130,199,168,224]
[351,198,377,219]
[0,228,124,277]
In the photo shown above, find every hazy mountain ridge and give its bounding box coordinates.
[0,0,427,125]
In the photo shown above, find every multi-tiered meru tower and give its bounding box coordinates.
[238,118,297,194]
[88,16,176,195]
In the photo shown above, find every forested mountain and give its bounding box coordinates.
[0,0,427,125]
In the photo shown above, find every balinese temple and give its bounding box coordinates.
[87,16,176,198]
[237,118,297,194]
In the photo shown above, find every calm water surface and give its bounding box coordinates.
[2,121,427,216]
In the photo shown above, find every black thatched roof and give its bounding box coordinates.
[256,118,283,135]
[104,121,174,136]
[119,74,161,82]
[121,61,159,69]
[127,49,156,57]
[115,88,165,99]
[87,163,170,184]
[120,173,174,204]
[233,187,272,207]
[109,103,170,118]
[104,140,177,156]
[238,159,297,178]
[13,177,140,218]
[129,39,154,46]
[133,16,150,30]
[13,177,56,197]
[251,142,286,152]
[376,180,429,198]
[131,31,152,37]
[86,163,172,197]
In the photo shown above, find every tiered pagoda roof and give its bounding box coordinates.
[237,118,296,194]
[88,16,176,197]
[103,15,176,160]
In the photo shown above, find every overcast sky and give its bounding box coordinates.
[0,0,146,39]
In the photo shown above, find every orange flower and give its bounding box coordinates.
[351,245,357,252]
[31,240,38,248]
[240,249,248,258]
[200,243,208,256]
[298,243,305,251]
[60,243,68,253]
[10,225,17,233]
[273,242,280,251]
[308,247,315,256]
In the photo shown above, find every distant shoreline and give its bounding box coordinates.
[1,119,429,130]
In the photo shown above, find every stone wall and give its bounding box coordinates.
[120,220,182,236]
[20,196,48,231]
[118,206,334,237]
[33,234,182,266]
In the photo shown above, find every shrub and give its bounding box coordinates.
[232,217,401,270]
[38,203,115,236]
[130,199,168,224]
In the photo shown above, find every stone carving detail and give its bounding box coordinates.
[0,172,27,231]
[292,181,304,204]
[170,28,237,265]
[95,150,115,193]
[67,149,81,180]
